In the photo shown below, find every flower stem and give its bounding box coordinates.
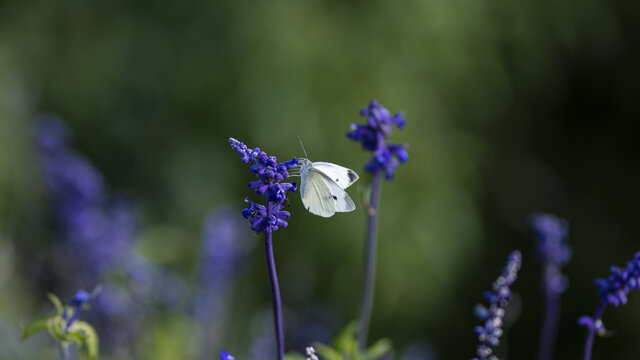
[60,343,69,360]
[537,290,560,360]
[265,202,285,360]
[582,300,607,360]
[358,172,382,351]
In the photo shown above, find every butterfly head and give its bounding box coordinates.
[299,158,312,172]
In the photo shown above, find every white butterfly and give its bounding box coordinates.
[297,158,359,218]
[293,139,359,217]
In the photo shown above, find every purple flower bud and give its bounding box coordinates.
[220,351,235,360]
[71,290,92,307]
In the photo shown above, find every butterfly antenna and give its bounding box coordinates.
[298,136,308,158]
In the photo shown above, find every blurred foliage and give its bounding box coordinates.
[22,294,98,360]
[314,323,392,360]
[1,0,640,359]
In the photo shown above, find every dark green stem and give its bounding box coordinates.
[358,172,382,350]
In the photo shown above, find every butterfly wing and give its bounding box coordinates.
[310,162,359,190]
[316,170,356,213]
[300,168,337,218]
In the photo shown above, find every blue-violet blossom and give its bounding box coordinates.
[531,213,571,295]
[194,209,249,324]
[63,290,92,330]
[472,250,522,360]
[220,350,235,360]
[347,99,408,180]
[35,115,175,353]
[229,138,297,233]
[579,252,640,331]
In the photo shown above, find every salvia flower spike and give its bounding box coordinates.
[471,250,522,360]
[530,213,571,360]
[580,252,640,360]
[229,137,297,360]
[347,99,408,180]
[347,100,408,350]
[229,137,297,234]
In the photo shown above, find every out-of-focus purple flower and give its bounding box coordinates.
[531,214,570,360]
[531,214,571,294]
[229,138,297,234]
[193,209,251,323]
[220,351,235,360]
[347,100,408,180]
[531,214,570,264]
[36,115,135,276]
[249,311,278,360]
[471,251,522,360]
[34,115,171,354]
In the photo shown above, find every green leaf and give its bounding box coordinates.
[21,315,55,340]
[333,322,358,350]
[67,330,88,343]
[365,338,392,360]
[47,316,72,342]
[47,293,64,315]
[359,181,372,214]
[314,343,342,360]
[71,321,99,360]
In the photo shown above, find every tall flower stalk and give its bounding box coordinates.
[229,138,298,360]
[471,250,522,360]
[530,214,571,360]
[579,252,640,360]
[347,100,408,349]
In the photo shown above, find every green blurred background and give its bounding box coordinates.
[1,0,640,359]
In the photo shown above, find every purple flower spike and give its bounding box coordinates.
[220,350,235,360]
[471,251,522,360]
[229,138,292,360]
[531,214,571,268]
[580,252,640,360]
[347,100,408,180]
[230,138,297,234]
[594,252,640,307]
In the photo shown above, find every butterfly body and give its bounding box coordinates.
[299,159,359,217]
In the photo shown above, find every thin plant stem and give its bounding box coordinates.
[358,172,382,350]
[537,291,560,360]
[265,201,285,360]
[60,343,70,360]
[582,300,607,360]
